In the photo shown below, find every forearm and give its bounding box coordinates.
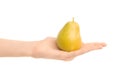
[0,39,35,57]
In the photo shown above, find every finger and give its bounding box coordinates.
[83,42,106,50]
[72,42,107,56]
[99,42,106,47]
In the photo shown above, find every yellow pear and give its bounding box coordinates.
[56,18,82,52]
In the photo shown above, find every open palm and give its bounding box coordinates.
[32,37,106,61]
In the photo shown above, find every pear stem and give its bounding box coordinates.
[72,17,74,22]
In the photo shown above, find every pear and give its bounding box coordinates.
[56,18,82,52]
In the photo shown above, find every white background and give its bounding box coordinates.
[0,0,120,80]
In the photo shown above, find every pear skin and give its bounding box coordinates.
[57,18,82,52]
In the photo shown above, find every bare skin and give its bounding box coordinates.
[32,37,106,61]
[0,37,106,61]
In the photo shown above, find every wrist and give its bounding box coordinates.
[30,40,44,58]
[24,41,37,57]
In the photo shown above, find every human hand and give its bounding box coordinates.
[32,37,106,61]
